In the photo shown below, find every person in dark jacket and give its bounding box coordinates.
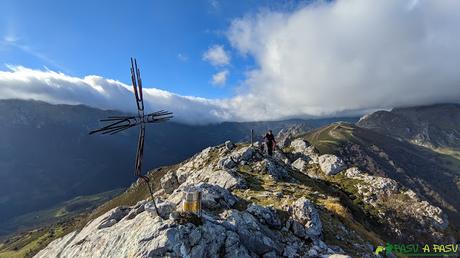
[263,130,276,156]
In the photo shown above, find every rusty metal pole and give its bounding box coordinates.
[89,58,173,220]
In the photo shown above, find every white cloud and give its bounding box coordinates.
[227,0,460,119]
[177,53,188,62]
[211,70,229,86]
[209,0,219,10]
[3,35,18,43]
[202,45,230,66]
[1,35,66,72]
[0,66,231,124]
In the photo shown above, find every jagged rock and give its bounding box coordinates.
[188,227,201,246]
[261,159,289,180]
[97,206,130,229]
[413,201,448,230]
[173,183,238,210]
[290,139,310,152]
[197,183,236,210]
[288,197,322,239]
[278,136,292,149]
[343,167,361,177]
[172,147,247,192]
[225,140,236,150]
[218,146,255,170]
[176,170,189,185]
[318,154,346,175]
[282,245,296,258]
[318,240,328,250]
[35,141,359,258]
[307,149,320,164]
[290,220,307,239]
[233,146,254,162]
[291,156,323,179]
[344,167,399,196]
[145,200,176,218]
[287,138,320,165]
[37,184,258,257]
[308,248,319,257]
[223,230,253,258]
[246,204,282,229]
[176,221,228,257]
[273,150,290,164]
[133,199,149,209]
[263,250,278,258]
[277,124,311,149]
[125,200,147,220]
[207,169,245,189]
[37,207,253,258]
[175,147,217,183]
[160,171,179,194]
[177,220,248,257]
[276,130,291,148]
[218,156,237,169]
[175,166,245,193]
[222,210,282,256]
[340,167,449,240]
[291,157,308,172]
[36,179,347,258]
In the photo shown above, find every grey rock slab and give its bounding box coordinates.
[318,154,346,175]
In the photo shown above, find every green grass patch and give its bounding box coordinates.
[0,164,174,258]
[0,188,123,244]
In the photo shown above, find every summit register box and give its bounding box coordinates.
[182,188,202,216]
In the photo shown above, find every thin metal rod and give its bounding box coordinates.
[149,117,173,123]
[100,117,132,122]
[99,118,129,127]
[107,126,132,135]
[131,58,142,112]
[96,124,133,135]
[141,176,163,219]
[106,115,136,119]
[135,60,144,111]
[135,126,165,219]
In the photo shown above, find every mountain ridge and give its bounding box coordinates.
[1,100,459,257]
[0,98,357,234]
[32,127,458,257]
[357,103,460,149]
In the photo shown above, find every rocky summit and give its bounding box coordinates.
[35,127,457,257]
[357,103,460,149]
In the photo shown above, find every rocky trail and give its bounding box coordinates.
[34,131,455,257]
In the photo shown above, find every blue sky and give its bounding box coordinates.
[1,0,459,123]
[0,0,305,99]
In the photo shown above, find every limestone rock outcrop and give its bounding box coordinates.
[35,136,453,257]
[35,143,349,258]
[318,154,346,175]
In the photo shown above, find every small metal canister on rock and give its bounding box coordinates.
[182,187,202,216]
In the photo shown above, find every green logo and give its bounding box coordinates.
[374,245,386,255]
[374,243,458,257]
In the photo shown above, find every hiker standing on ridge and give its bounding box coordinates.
[264,130,276,156]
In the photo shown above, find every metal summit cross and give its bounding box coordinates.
[89,58,173,217]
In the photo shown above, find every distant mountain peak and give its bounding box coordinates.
[358,103,460,149]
